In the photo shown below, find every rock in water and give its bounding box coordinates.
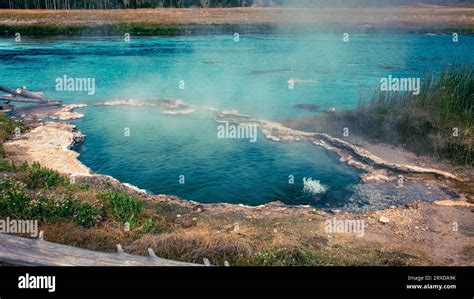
[324,107,336,113]
[72,130,85,144]
[295,104,319,112]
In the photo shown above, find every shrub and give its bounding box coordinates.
[20,162,28,171]
[0,178,30,217]
[26,162,69,189]
[52,197,76,219]
[141,217,162,234]
[74,203,103,228]
[0,115,27,157]
[98,191,143,228]
[28,196,76,221]
[0,159,17,172]
[27,197,50,220]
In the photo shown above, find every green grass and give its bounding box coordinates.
[0,166,151,229]
[0,178,30,217]
[0,24,186,37]
[0,175,102,225]
[97,191,143,228]
[0,159,18,171]
[0,164,430,266]
[73,202,103,228]
[0,159,102,227]
[27,161,70,189]
[0,114,434,266]
[0,115,26,157]
[0,153,146,230]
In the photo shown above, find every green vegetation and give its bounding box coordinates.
[28,196,75,222]
[0,179,29,217]
[74,202,103,228]
[0,170,93,224]
[0,116,432,266]
[0,24,186,37]
[97,191,143,228]
[1,0,261,9]
[27,161,70,190]
[0,159,18,172]
[1,6,473,37]
[0,160,149,229]
[0,115,26,157]
[1,0,469,9]
[285,64,474,166]
[0,159,429,265]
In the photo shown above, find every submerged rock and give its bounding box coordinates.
[95,98,217,115]
[95,98,185,108]
[324,107,336,113]
[295,104,320,112]
[50,104,87,120]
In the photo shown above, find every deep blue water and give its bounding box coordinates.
[1,34,472,207]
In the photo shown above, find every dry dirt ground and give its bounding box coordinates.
[37,186,474,266]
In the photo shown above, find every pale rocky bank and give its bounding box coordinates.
[2,103,473,266]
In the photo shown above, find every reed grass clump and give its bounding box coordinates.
[285,64,473,166]
[356,64,472,165]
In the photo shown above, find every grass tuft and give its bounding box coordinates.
[26,162,70,190]
[0,115,27,157]
[97,191,143,229]
[284,64,473,166]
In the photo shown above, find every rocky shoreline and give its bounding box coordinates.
[6,102,472,207]
[3,102,473,265]
[5,121,91,176]
[214,113,464,181]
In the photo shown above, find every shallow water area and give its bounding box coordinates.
[1,34,472,208]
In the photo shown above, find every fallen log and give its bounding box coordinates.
[0,95,47,104]
[13,103,63,113]
[0,233,200,266]
[0,85,48,102]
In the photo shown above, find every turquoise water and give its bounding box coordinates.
[1,34,472,207]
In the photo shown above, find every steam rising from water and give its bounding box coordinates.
[1,33,472,207]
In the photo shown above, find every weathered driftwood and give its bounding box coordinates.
[0,85,48,102]
[0,95,48,104]
[0,233,200,266]
[13,103,62,113]
[1,85,63,114]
